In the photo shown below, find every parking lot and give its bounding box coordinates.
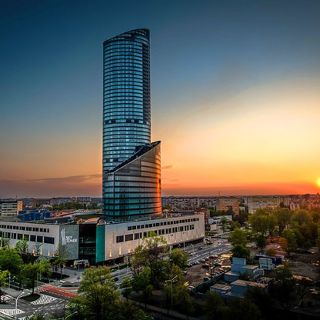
[184,239,232,287]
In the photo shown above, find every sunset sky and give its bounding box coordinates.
[1,0,320,197]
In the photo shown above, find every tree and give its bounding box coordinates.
[22,263,39,294]
[117,301,153,320]
[221,217,228,232]
[246,287,273,319]
[16,239,36,264]
[77,266,120,319]
[0,237,9,248]
[274,208,291,235]
[269,266,297,308]
[278,237,288,253]
[131,235,168,288]
[254,234,266,251]
[228,298,261,320]
[229,228,248,247]
[22,259,51,293]
[205,292,225,319]
[132,266,153,308]
[15,239,28,255]
[249,210,276,236]
[68,267,151,320]
[230,221,241,231]
[37,258,51,281]
[295,276,313,307]
[232,245,250,259]
[0,270,9,304]
[282,229,297,254]
[292,209,311,226]
[169,248,188,269]
[51,245,67,278]
[120,277,133,301]
[172,283,194,315]
[0,248,23,275]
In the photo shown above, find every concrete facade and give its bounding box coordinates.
[0,221,79,260]
[96,213,205,262]
[0,200,23,217]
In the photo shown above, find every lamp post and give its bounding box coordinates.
[165,275,177,313]
[15,289,27,320]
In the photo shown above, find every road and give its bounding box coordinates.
[187,243,232,264]
[112,240,232,285]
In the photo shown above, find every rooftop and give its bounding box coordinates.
[211,283,231,291]
[231,280,267,288]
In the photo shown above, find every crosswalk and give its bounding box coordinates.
[0,308,24,316]
[31,294,57,305]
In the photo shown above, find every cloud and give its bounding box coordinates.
[0,174,102,198]
[29,174,101,184]
[162,165,173,170]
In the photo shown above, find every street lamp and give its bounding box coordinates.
[165,275,177,313]
[15,289,28,320]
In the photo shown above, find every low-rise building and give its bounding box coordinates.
[224,257,264,282]
[244,196,281,214]
[0,220,79,260]
[216,198,240,215]
[0,212,205,264]
[96,213,205,262]
[0,199,23,217]
[210,283,231,296]
[230,280,267,297]
[18,209,52,221]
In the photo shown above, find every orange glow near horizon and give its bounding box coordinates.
[156,76,320,196]
[1,76,320,197]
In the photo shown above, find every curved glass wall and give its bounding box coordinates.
[103,29,151,171]
[103,141,161,218]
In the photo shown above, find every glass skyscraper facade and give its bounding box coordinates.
[103,29,162,219]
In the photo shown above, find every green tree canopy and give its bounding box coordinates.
[131,235,169,288]
[282,229,297,254]
[269,266,297,308]
[249,209,276,236]
[69,266,150,320]
[0,248,23,275]
[274,208,291,235]
[232,244,250,259]
[229,228,248,247]
[169,248,188,270]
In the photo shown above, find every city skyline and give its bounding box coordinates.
[1,0,320,197]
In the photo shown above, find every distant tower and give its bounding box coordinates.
[102,29,161,219]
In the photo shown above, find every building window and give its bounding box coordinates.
[116,235,124,243]
[125,234,133,241]
[44,237,55,244]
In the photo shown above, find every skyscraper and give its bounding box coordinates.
[103,29,161,219]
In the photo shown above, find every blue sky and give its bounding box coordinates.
[1,0,320,197]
